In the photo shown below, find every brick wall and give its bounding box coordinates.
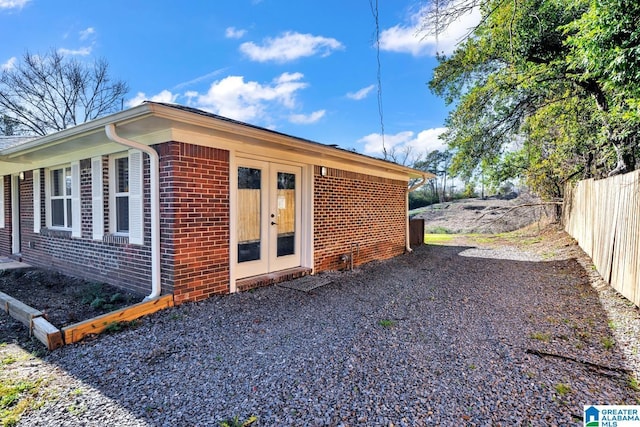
[313,166,408,272]
[3,149,407,301]
[19,164,154,296]
[2,142,230,303]
[158,141,230,304]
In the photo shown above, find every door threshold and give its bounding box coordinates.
[236,267,312,292]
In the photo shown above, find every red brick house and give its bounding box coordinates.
[0,102,432,304]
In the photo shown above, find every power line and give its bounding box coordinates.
[369,0,387,159]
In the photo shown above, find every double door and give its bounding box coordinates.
[236,160,301,278]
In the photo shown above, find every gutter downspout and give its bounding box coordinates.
[105,124,161,301]
[405,173,430,253]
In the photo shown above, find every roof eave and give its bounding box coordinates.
[1,102,435,181]
[145,103,433,180]
[0,104,154,157]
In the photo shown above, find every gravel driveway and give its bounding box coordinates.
[2,229,640,426]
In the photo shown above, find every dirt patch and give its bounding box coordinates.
[0,268,143,329]
[412,194,559,234]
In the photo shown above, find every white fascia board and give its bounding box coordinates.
[172,128,413,182]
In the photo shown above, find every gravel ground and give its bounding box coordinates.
[2,227,640,426]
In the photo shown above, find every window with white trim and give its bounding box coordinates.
[49,166,73,228]
[109,150,143,244]
[45,163,80,237]
[114,155,129,233]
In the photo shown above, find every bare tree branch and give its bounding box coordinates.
[0,50,129,136]
[474,201,562,228]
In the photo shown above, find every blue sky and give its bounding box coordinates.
[0,0,479,161]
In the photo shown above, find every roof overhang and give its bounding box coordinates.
[0,102,435,182]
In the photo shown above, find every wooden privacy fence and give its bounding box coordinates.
[563,169,640,307]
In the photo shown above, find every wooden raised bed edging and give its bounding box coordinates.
[62,294,174,345]
[32,317,64,350]
[0,292,174,350]
[0,291,63,350]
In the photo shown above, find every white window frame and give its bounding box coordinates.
[109,152,130,236]
[109,153,130,235]
[109,150,143,244]
[45,164,74,230]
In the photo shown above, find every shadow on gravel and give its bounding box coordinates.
[4,244,640,426]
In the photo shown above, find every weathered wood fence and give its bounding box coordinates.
[237,189,295,243]
[563,169,640,306]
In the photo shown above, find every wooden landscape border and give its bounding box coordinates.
[0,291,174,349]
[0,291,63,350]
[61,294,174,345]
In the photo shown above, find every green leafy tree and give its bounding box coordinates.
[430,0,586,176]
[565,0,640,174]
[426,0,640,196]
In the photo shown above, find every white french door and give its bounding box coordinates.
[236,160,301,278]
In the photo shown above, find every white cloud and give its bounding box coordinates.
[0,0,29,9]
[1,56,16,71]
[359,131,415,156]
[79,27,95,41]
[184,90,198,104]
[347,84,375,101]
[194,72,309,122]
[126,90,178,108]
[240,31,343,63]
[125,72,314,125]
[380,3,480,56]
[58,46,92,56]
[358,128,448,157]
[225,26,247,39]
[289,110,325,124]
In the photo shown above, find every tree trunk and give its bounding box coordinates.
[607,137,635,177]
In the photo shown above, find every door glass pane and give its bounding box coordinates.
[277,172,295,257]
[238,167,261,262]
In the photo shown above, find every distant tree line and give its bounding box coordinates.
[422,0,640,199]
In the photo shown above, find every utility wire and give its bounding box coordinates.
[369,0,387,159]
